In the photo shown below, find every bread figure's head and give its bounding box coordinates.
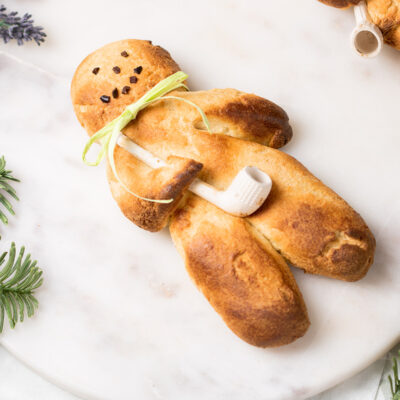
[71,39,181,136]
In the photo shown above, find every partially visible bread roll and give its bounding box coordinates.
[367,0,400,49]
[318,0,362,8]
[170,195,310,347]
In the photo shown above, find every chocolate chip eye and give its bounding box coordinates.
[129,76,138,84]
[133,66,142,74]
[121,51,129,57]
[100,95,110,103]
[112,88,119,99]
[92,67,100,75]
[112,66,121,74]
[122,86,130,95]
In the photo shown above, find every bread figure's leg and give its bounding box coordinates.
[170,195,310,347]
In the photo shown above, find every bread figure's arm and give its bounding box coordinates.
[107,147,202,231]
[181,89,293,148]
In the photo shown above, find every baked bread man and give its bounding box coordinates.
[71,40,375,347]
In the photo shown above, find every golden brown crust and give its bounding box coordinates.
[367,0,400,49]
[170,196,309,347]
[190,89,292,147]
[250,185,376,281]
[107,148,202,232]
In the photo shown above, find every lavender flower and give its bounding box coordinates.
[0,5,46,45]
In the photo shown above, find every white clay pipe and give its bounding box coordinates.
[351,1,383,57]
[117,134,272,217]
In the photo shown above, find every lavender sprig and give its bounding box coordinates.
[0,5,46,46]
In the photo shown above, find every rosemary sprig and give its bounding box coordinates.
[0,243,43,333]
[389,351,400,400]
[0,156,19,225]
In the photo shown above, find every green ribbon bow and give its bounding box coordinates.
[82,71,211,203]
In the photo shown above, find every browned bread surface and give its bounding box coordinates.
[190,89,293,148]
[170,195,310,347]
[367,0,400,49]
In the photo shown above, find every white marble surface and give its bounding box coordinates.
[0,1,399,399]
[0,344,397,400]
